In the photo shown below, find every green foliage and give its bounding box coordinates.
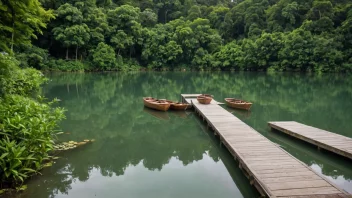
[1,0,351,72]
[0,95,65,185]
[140,9,158,27]
[0,54,65,186]
[0,137,36,183]
[91,42,117,70]
[0,55,46,97]
[15,45,49,69]
[52,3,90,60]
[0,0,55,53]
[44,59,86,72]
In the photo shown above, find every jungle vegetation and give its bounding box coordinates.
[1,0,352,72]
[0,0,65,189]
[0,55,65,188]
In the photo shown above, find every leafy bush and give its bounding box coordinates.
[15,45,49,70]
[0,137,36,183]
[120,58,142,71]
[0,54,65,186]
[0,95,65,185]
[91,42,117,70]
[0,55,46,97]
[44,59,86,71]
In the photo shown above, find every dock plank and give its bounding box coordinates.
[267,180,331,191]
[268,121,352,160]
[182,94,350,198]
[272,187,341,196]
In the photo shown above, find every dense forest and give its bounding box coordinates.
[1,0,352,72]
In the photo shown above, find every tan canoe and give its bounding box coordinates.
[197,94,213,104]
[143,97,170,111]
[166,100,192,110]
[225,98,252,110]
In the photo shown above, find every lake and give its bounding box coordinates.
[16,72,352,197]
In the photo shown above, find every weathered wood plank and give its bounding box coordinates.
[181,95,350,197]
[262,175,322,183]
[283,193,348,198]
[272,187,341,196]
[258,171,315,178]
[250,164,306,171]
[255,167,310,174]
[267,180,331,191]
[268,121,352,160]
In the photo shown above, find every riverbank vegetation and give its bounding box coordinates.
[0,0,65,190]
[0,55,65,190]
[1,0,352,72]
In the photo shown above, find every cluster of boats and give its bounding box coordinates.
[143,94,252,111]
[143,97,192,111]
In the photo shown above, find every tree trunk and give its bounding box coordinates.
[11,22,15,52]
[66,47,69,60]
[10,8,15,52]
[130,46,132,60]
[165,10,169,24]
[75,45,78,61]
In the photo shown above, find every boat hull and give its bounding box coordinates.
[225,98,252,110]
[143,97,170,111]
[197,94,213,104]
[166,100,191,110]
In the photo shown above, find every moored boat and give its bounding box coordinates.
[224,98,252,110]
[143,97,171,111]
[197,94,213,104]
[166,100,192,110]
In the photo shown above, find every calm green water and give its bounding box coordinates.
[17,72,352,197]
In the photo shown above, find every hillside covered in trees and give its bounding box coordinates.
[1,0,352,72]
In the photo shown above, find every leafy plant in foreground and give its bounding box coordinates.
[0,54,65,186]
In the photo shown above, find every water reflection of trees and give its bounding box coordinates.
[34,72,352,197]
[20,113,217,198]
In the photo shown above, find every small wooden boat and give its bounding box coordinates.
[143,97,170,111]
[166,100,192,110]
[197,94,213,104]
[225,98,252,110]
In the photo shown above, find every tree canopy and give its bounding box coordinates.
[1,0,352,72]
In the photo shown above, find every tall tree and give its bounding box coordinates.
[0,0,54,53]
[52,3,90,60]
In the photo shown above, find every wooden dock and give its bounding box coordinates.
[268,121,352,160]
[181,94,350,198]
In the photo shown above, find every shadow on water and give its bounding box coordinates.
[11,72,352,197]
[143,107,170,120]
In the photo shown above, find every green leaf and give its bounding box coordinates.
[21,168,36,173]
[11,169,18,176]
[0,153,8,159]
[5,170,10,178]
[11,160,22,169]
